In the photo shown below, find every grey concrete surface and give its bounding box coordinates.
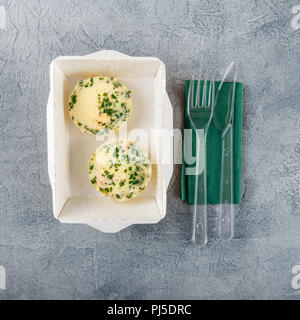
[0,0,300,300]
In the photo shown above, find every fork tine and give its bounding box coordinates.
[191,76,195,108]
[207,75,215,108]
[187,77,193,109]
[188,73,215,109]
[202,73,207,107]
[207,78,212,108]
[195,77,201,107]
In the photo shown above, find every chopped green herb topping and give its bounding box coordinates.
[113,81,122,88]
[119,180,125,187]
[103,108,114,116]
[71,95,77,104]
[101,97,112,108]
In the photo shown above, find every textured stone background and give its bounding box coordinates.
[0,0,300,299]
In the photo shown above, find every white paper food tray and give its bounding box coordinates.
[47,50,173,233]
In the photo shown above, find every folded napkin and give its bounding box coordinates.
[181,81,243,205]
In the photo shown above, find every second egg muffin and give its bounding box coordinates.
[69,76,132,135]
[89,140,152,201]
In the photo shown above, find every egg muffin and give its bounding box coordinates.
[89,140,152,201]
[69,76,132,135]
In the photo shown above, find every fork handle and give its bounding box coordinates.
[192,130,207,246]
[219,125,234,240]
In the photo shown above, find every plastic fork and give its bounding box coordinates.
[187,76,215,246]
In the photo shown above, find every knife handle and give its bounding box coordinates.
[220,125,234,240]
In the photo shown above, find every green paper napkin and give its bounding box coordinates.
[181,81,243,205]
